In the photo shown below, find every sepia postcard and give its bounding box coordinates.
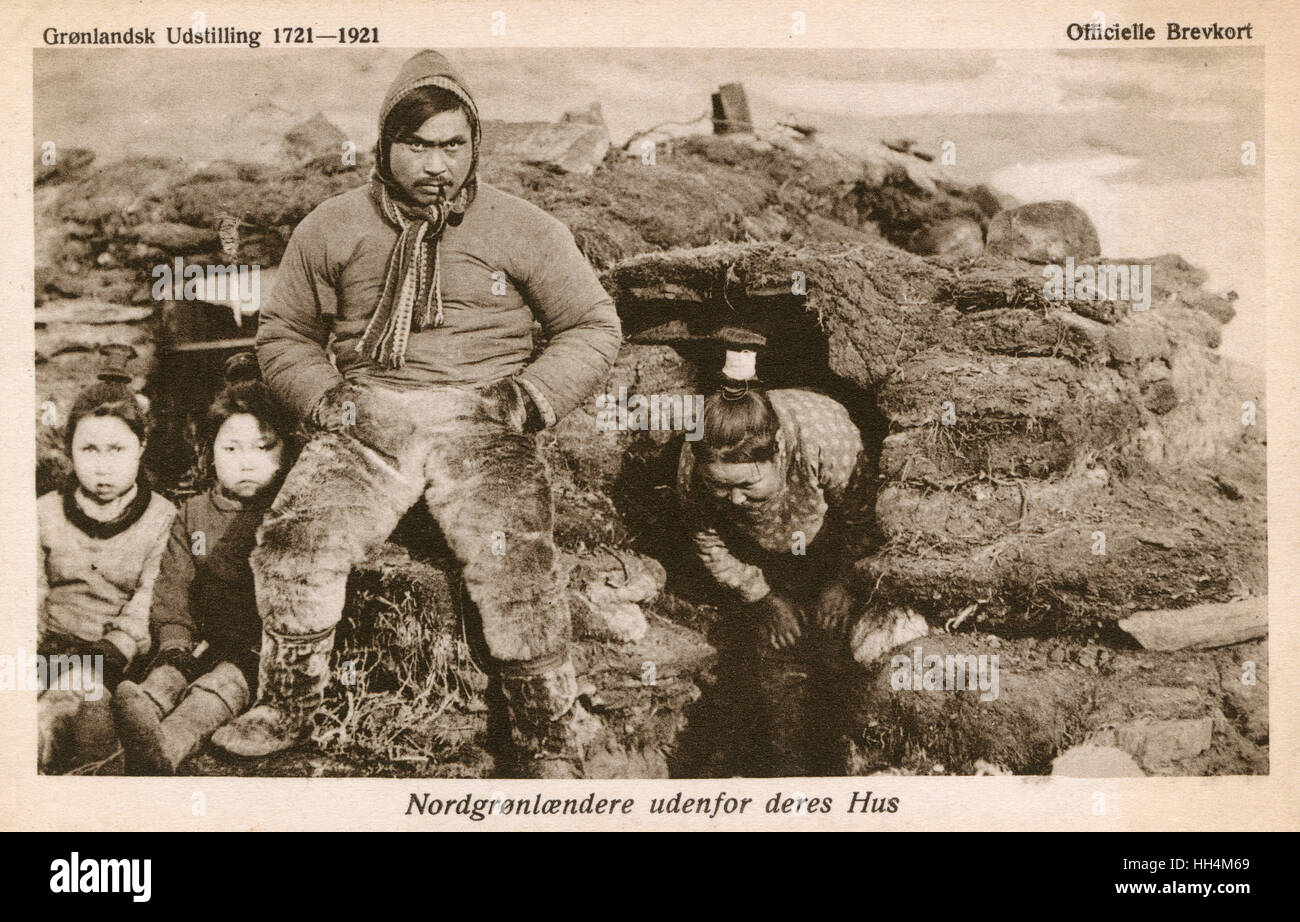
[0,0,1296,834]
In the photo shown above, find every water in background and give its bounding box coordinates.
[35,47,1264,360]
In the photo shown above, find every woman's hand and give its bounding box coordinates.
[748,592,803,650]
[813,578,855,638]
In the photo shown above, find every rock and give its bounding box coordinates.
[844,635,1095,774]
[36,147,95,186]
[878,355,1086,427]
[1105,314,1172,364]
[481,118,610,176]
[1051,745,1145,777]
[878,410,1131,485]
[1217,642,1267,743]
[35,300,155,325]
[124,221,219,254]
[1212,474,1244,501]
[1142,379,1180,415]
[1090,717,1214,769]
[566,548,666,644]
[849,607,929,667]
[1118,596,1267,651]
[36,321,152,364]
[561,102,607,130]
[875,474,1106,547]
[282,112,348,165]
[911,216,984,258]
[985,200,1101,263]
[968,183,1019,218]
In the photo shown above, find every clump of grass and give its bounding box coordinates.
[314,588,489,769]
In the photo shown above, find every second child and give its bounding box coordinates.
[112,354,298,774]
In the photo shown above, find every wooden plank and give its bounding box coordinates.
[166,337,257,353]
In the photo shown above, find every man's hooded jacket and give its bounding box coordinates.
[256,50,621,427]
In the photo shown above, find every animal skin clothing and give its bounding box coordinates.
[221,50,618,774]
[251,378,569,664]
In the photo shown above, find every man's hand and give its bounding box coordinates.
[479,377,541,433]
[747,592,803,651]
[309,381,358,433]
[813,578,856,638]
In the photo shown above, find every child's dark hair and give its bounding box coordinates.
[64,381,150,453]
[195,353,298,485]
[697,387,780,464]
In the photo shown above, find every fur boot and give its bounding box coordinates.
[499,656,600,779]
[37,688,83,772]
[121,663,249,774]
[111,665,189,768]
[211,627,333,758]
[38,656,122,773]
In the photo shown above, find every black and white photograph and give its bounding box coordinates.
[9,2,1287,842]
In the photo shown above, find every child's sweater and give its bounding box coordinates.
[677,389,881,604]
[149,486,269,659]
[37,484,176,662]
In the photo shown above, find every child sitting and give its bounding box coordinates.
[112,353,297,774]
[38,369,176,772]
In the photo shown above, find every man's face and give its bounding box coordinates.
[388,108,474,207]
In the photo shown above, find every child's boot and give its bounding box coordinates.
[67,690,122,774]
[112,665,189,771]
[37,689,83,772]
[130,663,250,774]
[211,627,333,758]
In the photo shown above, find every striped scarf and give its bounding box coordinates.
[357,175,476,368]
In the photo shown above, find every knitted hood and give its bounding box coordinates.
[357,51,483,368]
[375,49,481,195]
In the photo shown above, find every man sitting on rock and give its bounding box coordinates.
[211,50,621,778]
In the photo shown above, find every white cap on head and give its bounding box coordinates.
[722,349,757,381]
